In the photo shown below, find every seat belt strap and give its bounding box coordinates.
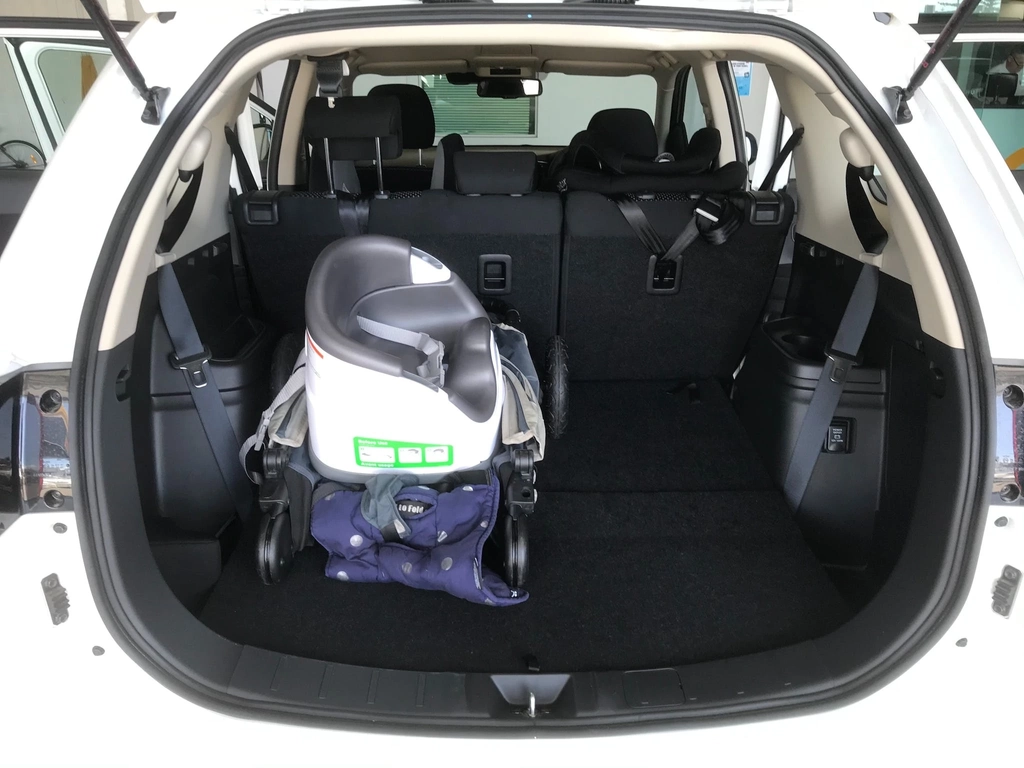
[613,196,733,263]
[782,263,878,510]
[158,265,253,521]
[338,195,370,237]
[158,164,204,253]
[782,162,884,512]
[225,125,257,194]
[226,193,255,315]
[663,217,701,262]
[759,125,804,192]
[613,197,666,256]
[356,316,445,386]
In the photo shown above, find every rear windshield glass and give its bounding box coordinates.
[352,73,656,146]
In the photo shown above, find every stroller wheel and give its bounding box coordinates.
[504,514,529,592]
[544,336,568,439]
[256,511,294,585]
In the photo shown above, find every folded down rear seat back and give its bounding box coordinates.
[368,151,562,365]
[232,192,361,331]
[562,190,794,382]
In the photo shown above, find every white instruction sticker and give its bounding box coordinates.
[398,447,423,463]
[358,446,395,464]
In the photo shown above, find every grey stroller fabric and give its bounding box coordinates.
[493,323,541,400]
[492,323,546,458]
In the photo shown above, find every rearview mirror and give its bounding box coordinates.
[476,78,543,99]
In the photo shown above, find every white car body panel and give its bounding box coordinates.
[0,3,1021,763]
[2,507,1020,765]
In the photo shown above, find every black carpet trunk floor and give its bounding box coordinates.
[200,381,850,673]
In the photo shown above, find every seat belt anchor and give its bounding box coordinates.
[824,346,860,385]
[507,448,536,520]
[170,346,212,389]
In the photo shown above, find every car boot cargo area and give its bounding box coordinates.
[64,12,986,726]
[199,380,850,673]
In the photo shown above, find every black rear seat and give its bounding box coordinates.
[548,106,787,381]
[562,189,793,381]
[370,150,562,364]
[237,102,789,386]
[233,96,400,330]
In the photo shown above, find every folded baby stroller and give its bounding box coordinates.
[241,236,546,603]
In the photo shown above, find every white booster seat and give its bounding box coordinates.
[304,235,505,482]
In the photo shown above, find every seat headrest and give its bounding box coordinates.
[453,151,537,195]
[368,84,435,149]
[587,108,658,160]
[431,133,465,190]
[304,96,402,161]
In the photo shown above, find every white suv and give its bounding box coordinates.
[0,2,1021,766]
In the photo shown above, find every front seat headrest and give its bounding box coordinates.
[368,84,435,150]
[304,95,403,160]
[587,108,658,160]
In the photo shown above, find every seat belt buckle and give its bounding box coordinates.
[824,346,861,385]
[506,449,536,519]
[647,255,682,295]
[694,194,741,244]
[694,195,725,224]
[170,346,212,389]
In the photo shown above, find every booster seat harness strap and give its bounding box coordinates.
[356,316,446,387]
[158,265,253,521]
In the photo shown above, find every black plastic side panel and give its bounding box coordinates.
[89,339,245,689]
[733,315,886,566]
[815,337,973,672]
[130,239,274,536]
[739,241,943,584]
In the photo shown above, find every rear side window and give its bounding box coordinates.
[352,73,656,145]
[0,43,46,169]
[36,47,111,132]
[942,40,1024,168]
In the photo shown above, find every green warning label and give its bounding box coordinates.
[353,437,453,469]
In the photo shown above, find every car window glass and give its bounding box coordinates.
[680,67,707,134]
[36,47,111,131]
[919,1,1024,23]
[352,73,656,146]
[250,105,273,183]
[0,45,46,169]
[942,41,1024,168]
